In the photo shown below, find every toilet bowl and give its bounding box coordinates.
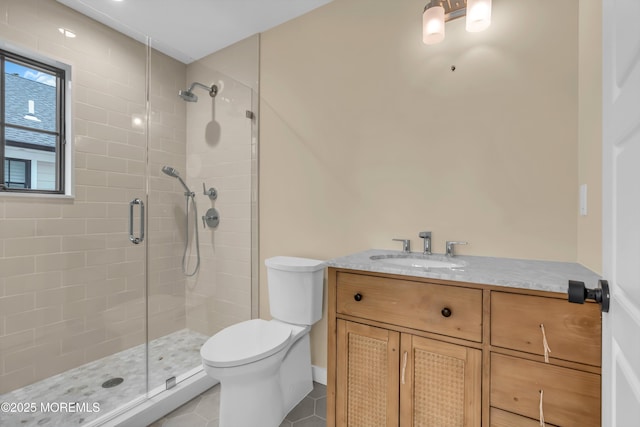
[200,256,325,427]
[201,319,310,427]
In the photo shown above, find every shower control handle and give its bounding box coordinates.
[203,183,217,200]
[202,208,220,229]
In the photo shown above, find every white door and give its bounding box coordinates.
[602,0,640,425]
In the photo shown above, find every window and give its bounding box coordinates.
[1,48,67,194]
[4,157,31,188]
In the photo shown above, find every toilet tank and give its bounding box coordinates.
[265,256,326,325]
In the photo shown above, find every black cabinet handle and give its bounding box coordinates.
[441,307,452,317]
[354,293,362,302]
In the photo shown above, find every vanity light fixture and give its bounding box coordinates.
[422,0,492,45]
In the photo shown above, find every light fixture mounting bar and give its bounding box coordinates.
[442,0,467,22]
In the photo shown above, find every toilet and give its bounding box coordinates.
[200,256,325,427]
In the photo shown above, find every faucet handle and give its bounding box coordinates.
[203,182,217,200]
[418,231,432,255]
[392,238,411,253]
[445,241,468,257]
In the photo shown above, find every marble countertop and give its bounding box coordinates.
[326,249,601,294]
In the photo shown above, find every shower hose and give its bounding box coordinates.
[182,192,200,276]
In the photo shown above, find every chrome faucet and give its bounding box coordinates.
[445,241,468,257]
[418,231,432,255]
[392,238,411,253]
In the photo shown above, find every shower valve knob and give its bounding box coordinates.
[202,208,220,229]
[203,183,217,200]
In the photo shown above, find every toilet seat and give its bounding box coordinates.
[201,319,292,368]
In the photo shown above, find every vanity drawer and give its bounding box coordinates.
[336,272,482,342]
[491,292,601,366]
[490,407,559,427]
[491,353,600,427]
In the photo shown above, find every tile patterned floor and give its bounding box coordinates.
[280,382,327,427]
[0,329,208,427]
[148,382,327,427]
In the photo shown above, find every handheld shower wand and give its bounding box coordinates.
[161,166,193,195]
[161,165,200,276]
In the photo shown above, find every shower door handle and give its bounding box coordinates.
[129,198,145,244]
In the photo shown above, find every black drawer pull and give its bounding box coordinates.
[354,293,362,302]
[441,307,452,317]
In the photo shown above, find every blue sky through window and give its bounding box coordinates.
[5,61,56,87]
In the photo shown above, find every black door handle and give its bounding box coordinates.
[568,279,610,312]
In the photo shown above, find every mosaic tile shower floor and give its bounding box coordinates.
[0,329,209,426]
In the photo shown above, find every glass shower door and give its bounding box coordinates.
[146,45,256,392]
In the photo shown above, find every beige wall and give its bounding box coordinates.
[260,0,600,370]
[578,0,603,274]
[0,0,187,393]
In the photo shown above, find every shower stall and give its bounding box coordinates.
[0,1,259,425]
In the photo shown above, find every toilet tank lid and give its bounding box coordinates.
[265,256,326,272]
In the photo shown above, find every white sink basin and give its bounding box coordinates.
[370,254,465,270]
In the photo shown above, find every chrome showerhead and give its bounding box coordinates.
[161,165,180,178]
[178,89,198,102]
[178,82,218,102]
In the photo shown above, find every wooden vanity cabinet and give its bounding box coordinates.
[327,268,602,427]
[329,270,483,426]
[335,320,482,427]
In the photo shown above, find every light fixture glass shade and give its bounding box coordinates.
[423,5,445,45]
[466,0,492,32]
[58,27,76,38]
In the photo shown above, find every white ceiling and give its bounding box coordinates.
[56,0,333,64]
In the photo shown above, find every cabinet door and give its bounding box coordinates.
[336,320,400,427]
[400,335,482,427]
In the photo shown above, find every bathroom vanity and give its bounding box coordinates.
[326,250,602,427]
